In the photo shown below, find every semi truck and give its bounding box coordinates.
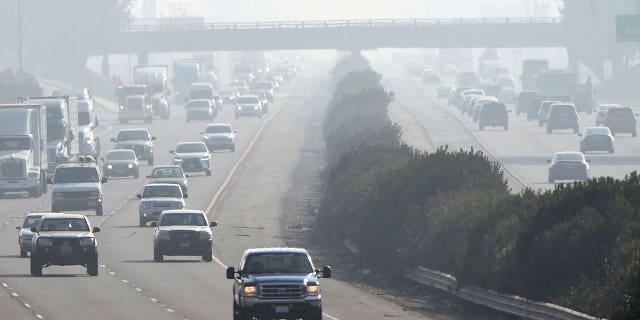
[172,59,203,103]
[116,85,153,124]
[522,59,549,91]
[134,65,171,119]
[0,104,48,197]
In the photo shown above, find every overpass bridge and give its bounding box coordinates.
[98,17,568,57]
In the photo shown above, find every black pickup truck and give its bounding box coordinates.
[226,248,332,320]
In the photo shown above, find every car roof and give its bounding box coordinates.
[177,141,206,146]
[244,248,309,256]
[207,123,231,127]
[25,213,46,217]
[161,209,204,215]
[41,213,87,219]
[151,165,182,169]
[554,151,584,156]
[188,99,212,103]
[107,149,135,154]
[119,128,149,133]
[144,183,182,188]
[56,163,98,169]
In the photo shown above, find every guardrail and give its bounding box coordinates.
[407,266,603,320]
[123,17,563,32]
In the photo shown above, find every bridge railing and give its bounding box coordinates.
[123,17,563,32]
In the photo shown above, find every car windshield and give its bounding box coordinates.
[143,185,182,198]
[0,136,31,151]
[150,167,183,178]
[253,82,272,90]
[187,100,211,108]
[23,215,43,228]
[609,108,633,117]
[585,128,610,136]
[176,143,207,153]
[236,96,259,104]
[78,112,91,126]
[190,90,213,100]
[40,218,90,232]
[159,213,207,226]
[551,105,575,114]
[206,125,232,134]
[243,253,313,274]
[106,151,135,161]
[118,130,149,141]
[555,153,584,161]
[54,167,99,183]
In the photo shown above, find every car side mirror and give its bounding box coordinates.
[150,221,157,227]
[169,150,175,154]
[92,226,101,233]
[110,138,117,143]
[101,177,108,184]
[546,160,552,163]
[183,194,188,199]
[226,267,236,279]
[16,225,21,230]
[31,227,37,233]
[209,221,218,227]
[151,136,157,141]
[136,194,142,199]
[321,266,332,278]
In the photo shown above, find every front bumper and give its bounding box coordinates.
[0,178,40,192]
[33,246,96,266]
[581,141,613,152]
[52,198,101,211]
[155,239,212,255]
[240,297,322,317]
[548,120,578,129]
[550,167,587,180]
[205,139,234,150]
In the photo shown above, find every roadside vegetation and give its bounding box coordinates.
[319,54,640,319]
[0,68,43,103]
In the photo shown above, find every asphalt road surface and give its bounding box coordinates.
[374,59,640,193]
[0,61,439,320]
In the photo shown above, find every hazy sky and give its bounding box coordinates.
[135,0,561,21]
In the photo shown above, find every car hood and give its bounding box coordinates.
[37,231,94,238]
[203,133,234,139]
[53,183,100,192]
[175,152,209,159]
[148,177,187,185]
[0,150,30,161]
[105,160,137,165]
[242,273,317,285]
[158,226,210,232]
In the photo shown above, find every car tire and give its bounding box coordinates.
[87,254,99,276]
[306,307,323,320]
[202,249,213,262]
[148,157,154,166]
[609,148,615,154]
[206,169,212,176]
[154,248,163,262]
[96,205,103,216]
[139,218,146,227]
[233,303,250,320]
[20,247,27,258]
[30,254,42,276]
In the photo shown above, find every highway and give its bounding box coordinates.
[0,60,442,320]
[374,58,640,193]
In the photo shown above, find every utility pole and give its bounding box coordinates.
[17,0,23,70]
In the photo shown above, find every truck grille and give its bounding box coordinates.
[62,191,93,199]
[153,202,175,208]
[181,159,202,169]
[170,231,196,240]
[52,238,80,246]
[1,159,25,178]
[260,284,305,299]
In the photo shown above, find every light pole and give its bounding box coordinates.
[17,0,23,70]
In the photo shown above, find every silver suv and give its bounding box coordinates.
[50,163,107,215]
[137,184,186,227]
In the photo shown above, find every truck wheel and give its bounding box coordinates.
[20,247,27,258]
[42,175,48,194]
[305,307,323,320]
[139,218,146,227]
[96,205,103,216]
[202,249,213,262]
[29,187,41,198]
[206,169,212,176]
[233,303,250,320]
[154,248,163,262]
[87,254,99,276]
[30,254,42,276]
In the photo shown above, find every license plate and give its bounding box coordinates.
[275,306,289,314]
[179,242,190,248]
[60,246,72,255]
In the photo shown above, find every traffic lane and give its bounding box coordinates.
[211,68,432,320]
[0,286,39,320]
[0,89,287,319]
[87,82,299,320]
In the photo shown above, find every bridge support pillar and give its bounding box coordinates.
[101,55,110,78]
[137,52,149,66]
[567,47,580,78]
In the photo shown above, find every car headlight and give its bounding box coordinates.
[128,163,134,169]
[199,231,212,240]
[119,105,124,110]
[85,139,92,144]
[38,238,52,247]
[173,157,182,162]
[241,286,257,297]
[157,230,170,240]
[253,106,259,110]
[79,237,94,246]
[307,285,320,296]
[237,106,242,111]
[145,105,151,109]
[107,164,113,170]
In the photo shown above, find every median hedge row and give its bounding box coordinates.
[318,55,640,319]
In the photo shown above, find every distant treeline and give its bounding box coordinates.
[318,54,640,319]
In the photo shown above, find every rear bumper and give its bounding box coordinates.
[205,140,234,150]
[240,297,322,317]
[0,178,39,191]
[52,198,101,211]
[33,247,96,266]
